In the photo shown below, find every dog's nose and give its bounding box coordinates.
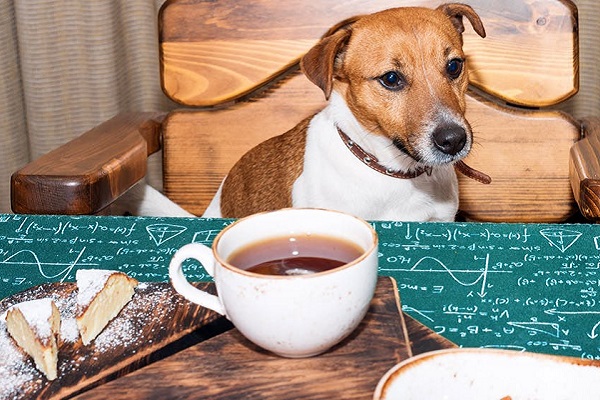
[432,125,467,156]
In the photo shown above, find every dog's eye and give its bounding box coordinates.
[378,71,406,91]
[446,58,464,79]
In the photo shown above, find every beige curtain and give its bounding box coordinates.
[0,0,177,213]
[1,0,599,213]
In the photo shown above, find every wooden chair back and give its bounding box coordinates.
[158,0,580,222]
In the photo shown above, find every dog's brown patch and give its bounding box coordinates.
[220,116,312,218]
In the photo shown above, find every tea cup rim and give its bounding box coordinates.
[211,208,378,279]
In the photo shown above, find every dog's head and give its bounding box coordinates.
[301,4,486,167]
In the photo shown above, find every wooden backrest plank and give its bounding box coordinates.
[162,73,326,215]
[159,0,577,107]
[459,94,579,222]
[464,0,578,107]
[163,73,580,221]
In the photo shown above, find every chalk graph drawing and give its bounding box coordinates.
[0,248,96,282]
[539,228,582,253]
[192,230,221,245]
[381,254,508,297]
[146,224,187,246]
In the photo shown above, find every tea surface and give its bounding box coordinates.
[227,234,363,276]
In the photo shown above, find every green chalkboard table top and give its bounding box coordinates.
[1,213,599,361]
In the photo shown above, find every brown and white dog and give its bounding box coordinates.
[203,4,488,221]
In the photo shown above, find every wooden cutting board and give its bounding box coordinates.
[0,277,454,399]
[0,282,221,400]
[74,278,454,399]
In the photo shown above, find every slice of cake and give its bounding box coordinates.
[5,298,61,380]
[75,269,138,345]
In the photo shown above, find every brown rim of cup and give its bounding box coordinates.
[210,208,378,279]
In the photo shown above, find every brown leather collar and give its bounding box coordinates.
[337,128,431,179]
[337,127,491,184]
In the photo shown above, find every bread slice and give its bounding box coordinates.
[5,298,61,380]
[75,269,138,345]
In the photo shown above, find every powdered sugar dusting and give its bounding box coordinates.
[8,298,56,340]
[94,315,139,352]
[0,285,63,398]
[0,281,198,399]
[93,284,177,352]
[76,269,115,308]
[56,291,79,343]
[0,318,40,396]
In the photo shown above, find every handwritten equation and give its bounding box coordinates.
[0,214,599,360]
[0,214,228,288]
[374,221,600,360]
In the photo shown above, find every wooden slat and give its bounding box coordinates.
[162,72,326,216]
[163,71,580,222]
[458,93,580,223]
[72,278,414,400]
[159,0,577,107]
[160,40,314,106]
[11,113,165,215]
[463,0,578,107]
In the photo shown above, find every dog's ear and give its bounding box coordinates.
[300,19,356,100]
[437,3,486,39]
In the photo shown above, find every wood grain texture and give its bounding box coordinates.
[163,71,581,222]
[0,282,220,400]
[458,92,580,223]
[159,0,577,107]
[403,314,456,356]
[570,117,600,221]
[73,277,414,400]
[162,72,326,216]
[463,0,578,107]
[11,113,165,215]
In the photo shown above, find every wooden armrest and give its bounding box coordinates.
[570,117,600,221]
[11,112,166,215]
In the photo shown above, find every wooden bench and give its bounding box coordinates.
[11,0,600,223]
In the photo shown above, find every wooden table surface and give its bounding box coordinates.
[0,274,454,399]
[70,277,454,399]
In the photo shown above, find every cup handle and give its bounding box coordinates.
[168,242,226,316]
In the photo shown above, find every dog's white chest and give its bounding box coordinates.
[292,162,458,222]
[291,105,459,222]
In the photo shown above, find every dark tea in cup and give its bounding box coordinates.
[227,234,364,276]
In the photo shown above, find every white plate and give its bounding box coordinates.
[374,348,600,400]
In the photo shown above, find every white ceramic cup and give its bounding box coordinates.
[169,208,379,358]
